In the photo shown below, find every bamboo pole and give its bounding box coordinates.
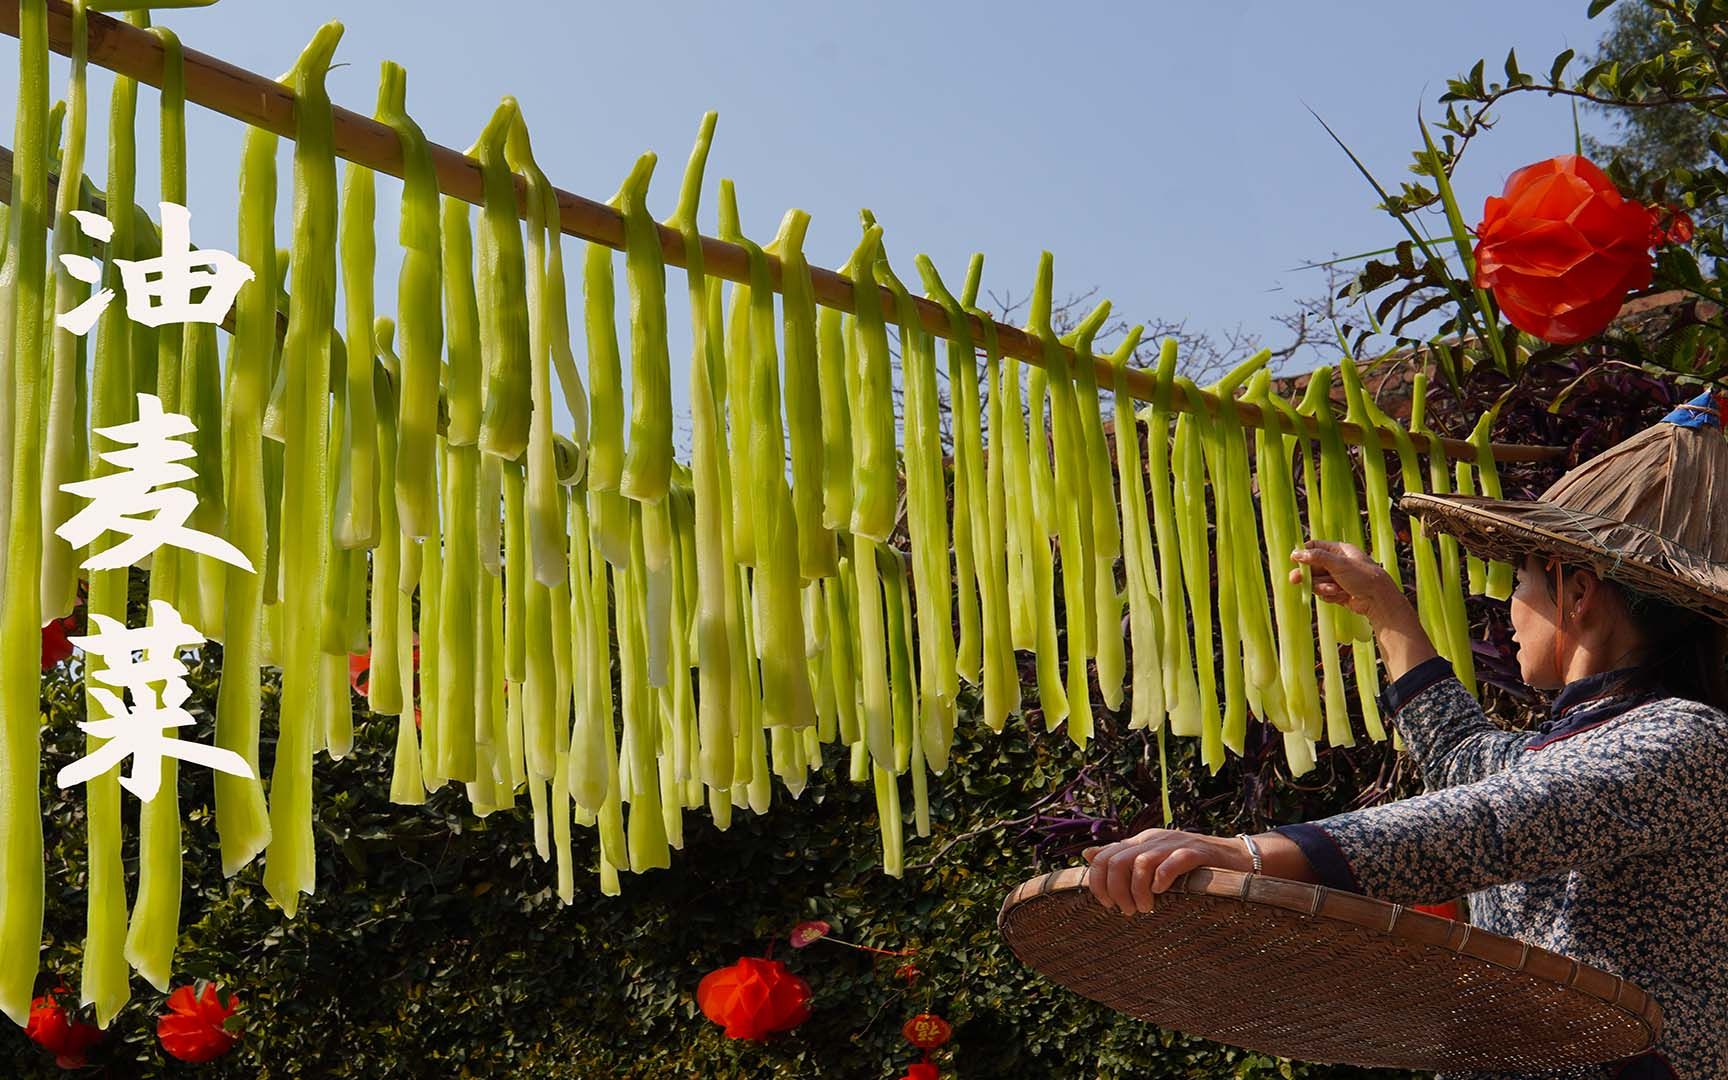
[0,0,1564,464]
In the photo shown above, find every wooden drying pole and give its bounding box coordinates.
[0,0,1565,465]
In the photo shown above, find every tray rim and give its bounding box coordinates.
[998,865,1663,1050]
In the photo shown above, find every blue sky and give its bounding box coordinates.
[1,1,1610,439]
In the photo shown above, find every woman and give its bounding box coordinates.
[1081,393,1728,1079]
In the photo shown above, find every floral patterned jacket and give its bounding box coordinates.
[1274,658,1728,1080]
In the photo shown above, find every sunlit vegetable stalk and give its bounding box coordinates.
[721,210,815,731]
[1023,366,1070,729]
[968,278,1021,729]
[1172,409,1223,768]
[1143,341,1200,736]
[40,0,89,621]
[80,5,133,1021]
[127,24,193,991]
[1027,256,1091,746]
[334,75,380,549]
[504,112,568,587]
[616,152,673,504]
[262,22,344,918]
[473,98,531,464]
[1411,375,1477,694]
[0,0,50,1022]
[877,257,955,767]
[1067,305,1126,711]
[773,210,837,579]
[1107,327,1165,736]
[844,223,895,542]
[211,116,278,881]
[377,62,442,540]
[917,256,982,688]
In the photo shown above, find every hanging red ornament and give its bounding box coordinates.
[789,920,831,949]
[26,992,103,1069]
[157,983,241,1063]
[696,957,811,1041]
[1472,155,1657,345]
[897,1063,940,1080]
[902,1012,952,1050]
[894,962,922,984]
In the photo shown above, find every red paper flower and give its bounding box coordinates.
[1473,155,1656,344]
[903,1013,952,1050]
[1651,203,1695,247]
[789,920,830,949]
[157,983,240,1064]
[696,957,811,1041]
[27,992,102,1069]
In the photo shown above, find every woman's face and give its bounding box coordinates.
[1509,555,1561,688]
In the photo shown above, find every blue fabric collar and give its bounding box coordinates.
[1529,667,1661,749]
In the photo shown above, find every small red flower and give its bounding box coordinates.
[789,920,830,949]
[696,957,811,1041]
[27,992,103,1069]
[157,983,240,1064]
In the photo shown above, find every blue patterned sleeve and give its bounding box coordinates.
[1285,701,1728,905]
[1379,657,1529,789]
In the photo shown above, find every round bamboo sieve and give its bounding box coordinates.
[998,866,1662,1072]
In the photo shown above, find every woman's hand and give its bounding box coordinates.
[1289,539,1437,681]
[1289,540,1400,619]
[1080,830,1251,915]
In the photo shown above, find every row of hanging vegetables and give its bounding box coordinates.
[0,2,1512,1030]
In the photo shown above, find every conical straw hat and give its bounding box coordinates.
[1403,391,1728,623]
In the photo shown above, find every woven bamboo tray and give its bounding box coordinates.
[998,866,1662,1072]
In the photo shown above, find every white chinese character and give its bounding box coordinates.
[54,210,117,336]
[55,392,254,573]
[55,202,253,336]
[56,600,254,802]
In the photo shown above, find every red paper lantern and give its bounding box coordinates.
[41,612,77,670]
[697,957,811,1041]
[1473,155,1656,344]
[157,983,240,1064]
[898,1064,939,1080]
[26,993,102,1069]
[903,1012,952,1050]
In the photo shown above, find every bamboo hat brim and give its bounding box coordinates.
[1403,394,1728,624]
[998,867,1661,1072]
[1401,492,1728,622]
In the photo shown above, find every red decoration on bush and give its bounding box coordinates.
[898,1064,939,1080]
[1473,155,1657,344]
[348,641,422,726]
[903,1013,952,1050]
[26,992,102,1069]
[789,920,830,949]
[1651,203,1694,247]
[157,983,240,1064]
[697,957,811,1041]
